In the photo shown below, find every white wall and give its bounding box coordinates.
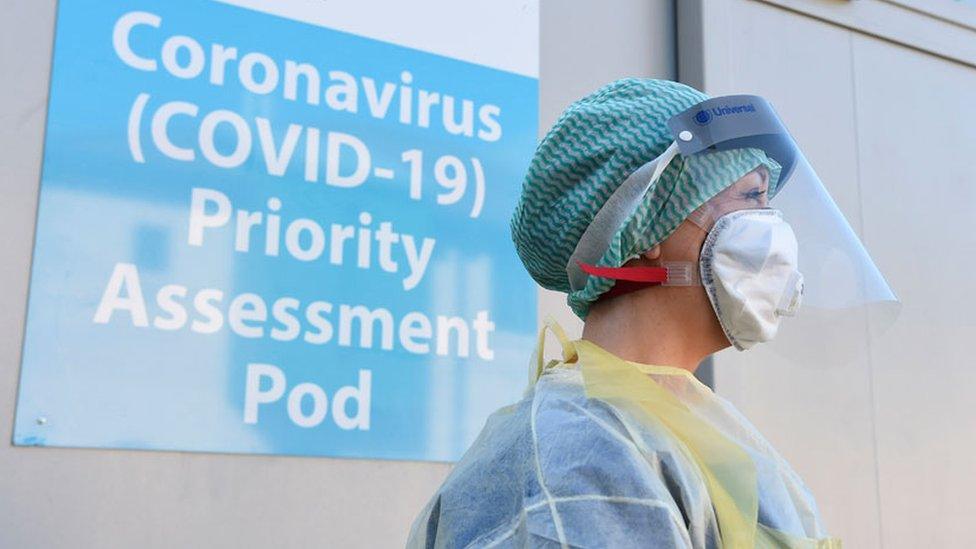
[680,1,976,547]
[0,1,674,546]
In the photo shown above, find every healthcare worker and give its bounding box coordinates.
[407,78,896,548]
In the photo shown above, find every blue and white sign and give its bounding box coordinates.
[14,0,539,461]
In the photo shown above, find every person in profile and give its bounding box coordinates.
[407,78,894,548]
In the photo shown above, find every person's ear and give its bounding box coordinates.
[641,244,662,261]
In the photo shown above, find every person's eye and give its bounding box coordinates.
[741,188,767,201]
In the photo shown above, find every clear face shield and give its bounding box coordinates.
[567,95,900,366]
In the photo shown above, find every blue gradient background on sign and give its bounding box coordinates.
[14,0,538,461]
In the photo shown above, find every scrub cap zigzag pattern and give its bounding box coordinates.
[511,78,777,318]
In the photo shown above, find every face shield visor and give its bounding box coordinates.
[567,94,900,366]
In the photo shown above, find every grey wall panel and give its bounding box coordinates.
[851,32,976,548]
[686,0,976,547]
[696,4,883,547]
[760,0,976,69]
[0,0,677,546]
[539,0,675,132]
[538,0,677,339]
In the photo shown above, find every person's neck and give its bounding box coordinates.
[580,287,728,373]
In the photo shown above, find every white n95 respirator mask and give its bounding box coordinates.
[700,209,804,350]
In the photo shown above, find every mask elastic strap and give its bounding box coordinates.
[567,142,681,292]
[576,262,669,284]
[573,261,698,301]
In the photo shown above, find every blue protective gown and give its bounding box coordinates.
[406,335,839,548]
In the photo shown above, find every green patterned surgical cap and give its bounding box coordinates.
[510,78,780,319]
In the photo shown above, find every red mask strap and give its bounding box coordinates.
[576,261,671,300]
[576,262,669,284]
